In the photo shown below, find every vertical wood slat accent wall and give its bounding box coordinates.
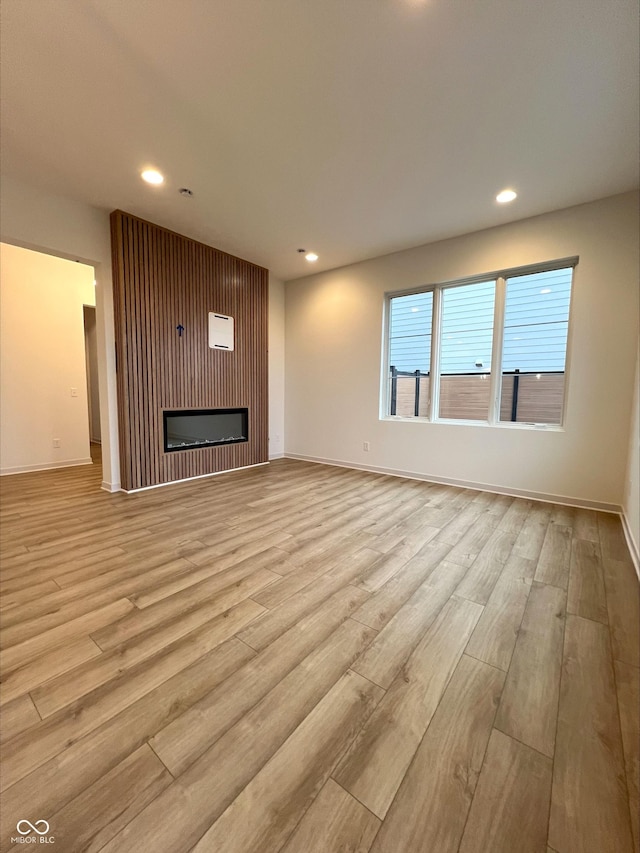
[111,211,268,491]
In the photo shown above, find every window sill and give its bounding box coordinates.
[380,415,565,432]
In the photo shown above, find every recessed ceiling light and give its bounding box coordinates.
[496,189,517,203]
[141,169,164,185]
[540,287,551,294]
[305,252,318,262]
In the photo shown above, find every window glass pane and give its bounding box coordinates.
[388,292,432,417]
[439,281,495,420]
[500,267,572,424]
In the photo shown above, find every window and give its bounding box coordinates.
[385,260,575,426]
[439,280,495,420]
[500,268,572,424]
[388,292,432,417]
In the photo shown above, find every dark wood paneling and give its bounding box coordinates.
[111,211,268,491]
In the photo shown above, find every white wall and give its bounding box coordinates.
[1,244,95,473]
[0,175,119,488]
[285,192,639,509]
[623,346,639,566]
[268,274,286,458]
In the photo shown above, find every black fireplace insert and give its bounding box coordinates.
[163,408,248,452]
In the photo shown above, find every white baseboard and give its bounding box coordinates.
[120,461,270,493]
[101,481,121,493]
[284,452,623,514]
[1,458,93,476]
[620,511,640,580]
[269,452,285,460]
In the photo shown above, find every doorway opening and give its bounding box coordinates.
[0,242,101,477]
[83,305,101,450]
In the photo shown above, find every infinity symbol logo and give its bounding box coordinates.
[16,820,50,836]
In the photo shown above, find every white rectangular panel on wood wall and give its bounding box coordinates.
[209,312,235,351]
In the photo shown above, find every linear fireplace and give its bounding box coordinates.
[163,408,248,452]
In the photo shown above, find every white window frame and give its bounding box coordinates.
[381,257,578,429]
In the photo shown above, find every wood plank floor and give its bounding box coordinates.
[0,449,638,853]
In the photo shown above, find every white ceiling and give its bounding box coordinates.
[1,0,638,281]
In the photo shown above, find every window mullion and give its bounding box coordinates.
[429,286,442,421]
[488,276,506,424]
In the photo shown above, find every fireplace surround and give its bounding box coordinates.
[163,408,248,452]
[111,211,267,490]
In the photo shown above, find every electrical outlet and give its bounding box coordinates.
[70,388,78,397]
[363,441,370,452]
[53,439,61,448]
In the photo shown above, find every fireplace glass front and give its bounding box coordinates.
[163,408,248,452]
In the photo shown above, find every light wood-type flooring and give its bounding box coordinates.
[0,449,638,853]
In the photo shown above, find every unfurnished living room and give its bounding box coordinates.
[0,2,638,852]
